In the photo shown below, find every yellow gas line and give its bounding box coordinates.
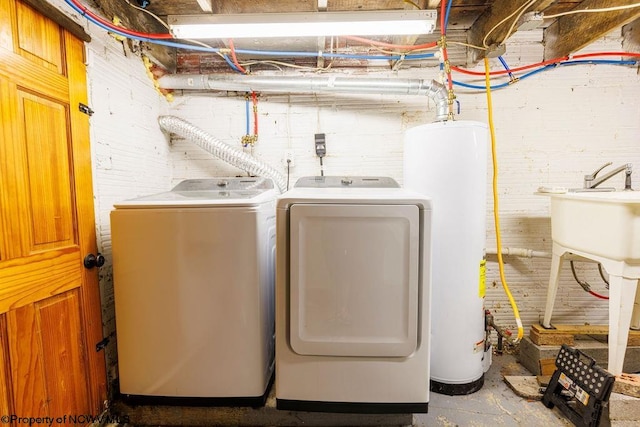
[484,57,524,342]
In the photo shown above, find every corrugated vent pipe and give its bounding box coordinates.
[158,74,450,122]
[158,116,288,193]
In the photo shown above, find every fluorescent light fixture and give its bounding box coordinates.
[168,10,437,39]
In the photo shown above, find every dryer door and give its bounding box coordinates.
[289,203,420,357]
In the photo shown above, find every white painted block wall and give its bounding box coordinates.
[49,0,640,385]
[51,0,172,385]
[85,34,171,384]
[166,30,640,338]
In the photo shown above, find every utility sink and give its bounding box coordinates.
[542,190,640,375]
[550,191,640,263]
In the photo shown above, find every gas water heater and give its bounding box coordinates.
[404,120,490,395]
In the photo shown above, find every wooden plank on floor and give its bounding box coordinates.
[504,376,543,400]
[530,324,640,346]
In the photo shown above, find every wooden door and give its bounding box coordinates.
[0,0,106,418]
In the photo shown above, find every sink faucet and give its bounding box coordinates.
[583,162,633,190]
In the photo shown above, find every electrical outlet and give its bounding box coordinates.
[282,149,295,168]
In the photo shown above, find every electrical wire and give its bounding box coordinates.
[598,264,610,287]
[343,36,438,50]
[122,0,170,30]
[501,0,537,45]
[482,0,535,48]
[544,2,640,19]
[449,41,487,51]
[484,56,524,343]
[239,59,334,72]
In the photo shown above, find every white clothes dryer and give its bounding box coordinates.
[111,178,276,406]
[275,176,432,413]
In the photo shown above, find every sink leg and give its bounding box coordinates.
[542,251,563,328]
[608,275,639,375]
[631,279,640,330]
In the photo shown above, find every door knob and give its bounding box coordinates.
[84,253,105,269]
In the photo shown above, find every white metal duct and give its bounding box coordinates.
[158,74,450,122]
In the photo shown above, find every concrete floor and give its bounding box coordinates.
[414,351,572,426]
[111,350,579,426]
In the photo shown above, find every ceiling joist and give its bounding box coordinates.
[622,17,640,60]
[544,0,640,59]
[55,0,639,72]
[466,0,557,63]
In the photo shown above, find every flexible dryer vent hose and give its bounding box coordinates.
[158,115,287,193]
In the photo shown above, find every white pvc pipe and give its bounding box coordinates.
[158,74,450,122]
[485,248,551,258]
[158,115,288,193]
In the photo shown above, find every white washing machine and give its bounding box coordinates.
[111,178,277,405]
[276,176,432,413]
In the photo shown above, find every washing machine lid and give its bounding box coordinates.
[113,178,277,208]
[294,176,399,188]
[288,203,420,357]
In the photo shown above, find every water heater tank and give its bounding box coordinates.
[403,120,489,395]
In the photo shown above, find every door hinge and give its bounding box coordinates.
[79,103,94,116]
[96,336,110,352]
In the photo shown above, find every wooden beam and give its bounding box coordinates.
[467,0,557,64]
[141,43,176,74]
[530,323,640,346]
[22,0,90,42]
[392,0,431,47]
[92,0,176,71]
[622,17,640,60]
[544,0,640,59]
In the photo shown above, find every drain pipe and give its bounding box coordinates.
[485,248,551,259]
[158,116,288,193]
[158,74,450,122]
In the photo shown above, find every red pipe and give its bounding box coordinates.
[69,0,172,39]
[228,39,248,74]
[453,52,640,76]
[588,290,609,300]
